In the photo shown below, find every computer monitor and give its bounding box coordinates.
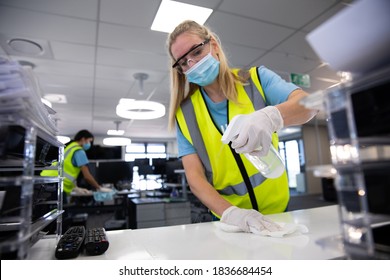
[77,162,98,190]
[86,145,122,160]
[151,158,167,177]
[133,158,153,176]
[96,161,133,185]
[164,159,183,183]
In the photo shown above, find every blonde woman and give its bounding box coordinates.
[167,20,317,233]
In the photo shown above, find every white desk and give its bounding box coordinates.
[27,205,344,260]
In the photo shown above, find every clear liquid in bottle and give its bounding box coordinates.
[244,145,285,178]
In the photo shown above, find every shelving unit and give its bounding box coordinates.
[0,117,64,259]
[303,66,390,259]
[0,58,64,259]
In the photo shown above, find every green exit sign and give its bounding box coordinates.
[290,73,311,88]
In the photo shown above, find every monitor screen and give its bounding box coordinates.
[133,158,153,176]
[96,161,133,185]
[151,158,167,176]
[86,145,122,160]
[164,159,183,182]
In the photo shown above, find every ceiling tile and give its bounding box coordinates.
[98,23,168,54]
[0,0,99,20]
[0,6,96,45]
[10,56,95,77]
[223,42,266,68]
[274,31,320,60]
[218,0,338,29]
[37,74,94,92]
[97,47,169,72]
[100,0,161,27]
[254,51,320,74]
[302,2,353,32]
[308,63,341,81]
[94,79,133,97]
[207,11,295,50]
[50,42,95,64]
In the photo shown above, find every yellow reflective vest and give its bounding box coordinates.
[40,141,83,195]
[176,67,289,216]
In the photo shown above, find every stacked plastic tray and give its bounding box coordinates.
[0,57,63,259]
[302,66,390,259]
[0,56,57,135]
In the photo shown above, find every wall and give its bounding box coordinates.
[301,120,332,194]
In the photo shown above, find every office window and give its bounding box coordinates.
[279,139,304,189]
[125,142,166,162]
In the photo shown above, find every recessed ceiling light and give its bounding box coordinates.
[43,93,67,104]
[151,0,213,33]
[8,38,43,55]
[0,34,54,58]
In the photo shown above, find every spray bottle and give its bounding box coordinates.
[221,115,285,179]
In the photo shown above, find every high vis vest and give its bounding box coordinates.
[40,142,83,195]
[176,67,289,216]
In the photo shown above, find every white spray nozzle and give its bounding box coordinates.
[221,115,246,144]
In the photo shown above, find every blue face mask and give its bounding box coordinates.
[184,52,220,86]
[83,143,91,151]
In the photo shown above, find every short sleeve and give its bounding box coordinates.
[258,66,299,105]
[176,125,196,158]
[72,149,89,167]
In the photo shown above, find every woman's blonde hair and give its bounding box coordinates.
[166,20,243,130]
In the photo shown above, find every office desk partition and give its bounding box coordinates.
[28,205,345,260]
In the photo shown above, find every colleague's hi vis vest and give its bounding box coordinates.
[176,67,289,216]
[40,142,83,195]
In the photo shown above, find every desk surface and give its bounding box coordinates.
[28,205,344,260]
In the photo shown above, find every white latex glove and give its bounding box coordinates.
[226,106,283,157]
[220,206,281,233]
[73,186,92,195]
[99,186,114,192]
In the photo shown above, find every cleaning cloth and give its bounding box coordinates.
[93,187,116,202]
[217,221,308,238]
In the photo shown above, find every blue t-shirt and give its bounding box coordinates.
[176,66,299,157]
[71,149,89,167]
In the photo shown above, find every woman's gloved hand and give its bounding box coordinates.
[73,186,92,195]
[230,106,283,157]
[220,206,281,233]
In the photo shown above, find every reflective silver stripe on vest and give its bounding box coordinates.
[63,172,76,182]
[243,77,266,110]
[63,144,82,183]
[181,99,213,183]
[217,172,266,196]
[64,145,80,158]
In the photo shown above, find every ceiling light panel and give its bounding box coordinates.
[151,0,213,33]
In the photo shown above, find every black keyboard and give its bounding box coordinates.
[55,226,86,259]
[84,227,109,255]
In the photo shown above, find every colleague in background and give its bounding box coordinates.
[166,20,317,233]
[41,129,101,202]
